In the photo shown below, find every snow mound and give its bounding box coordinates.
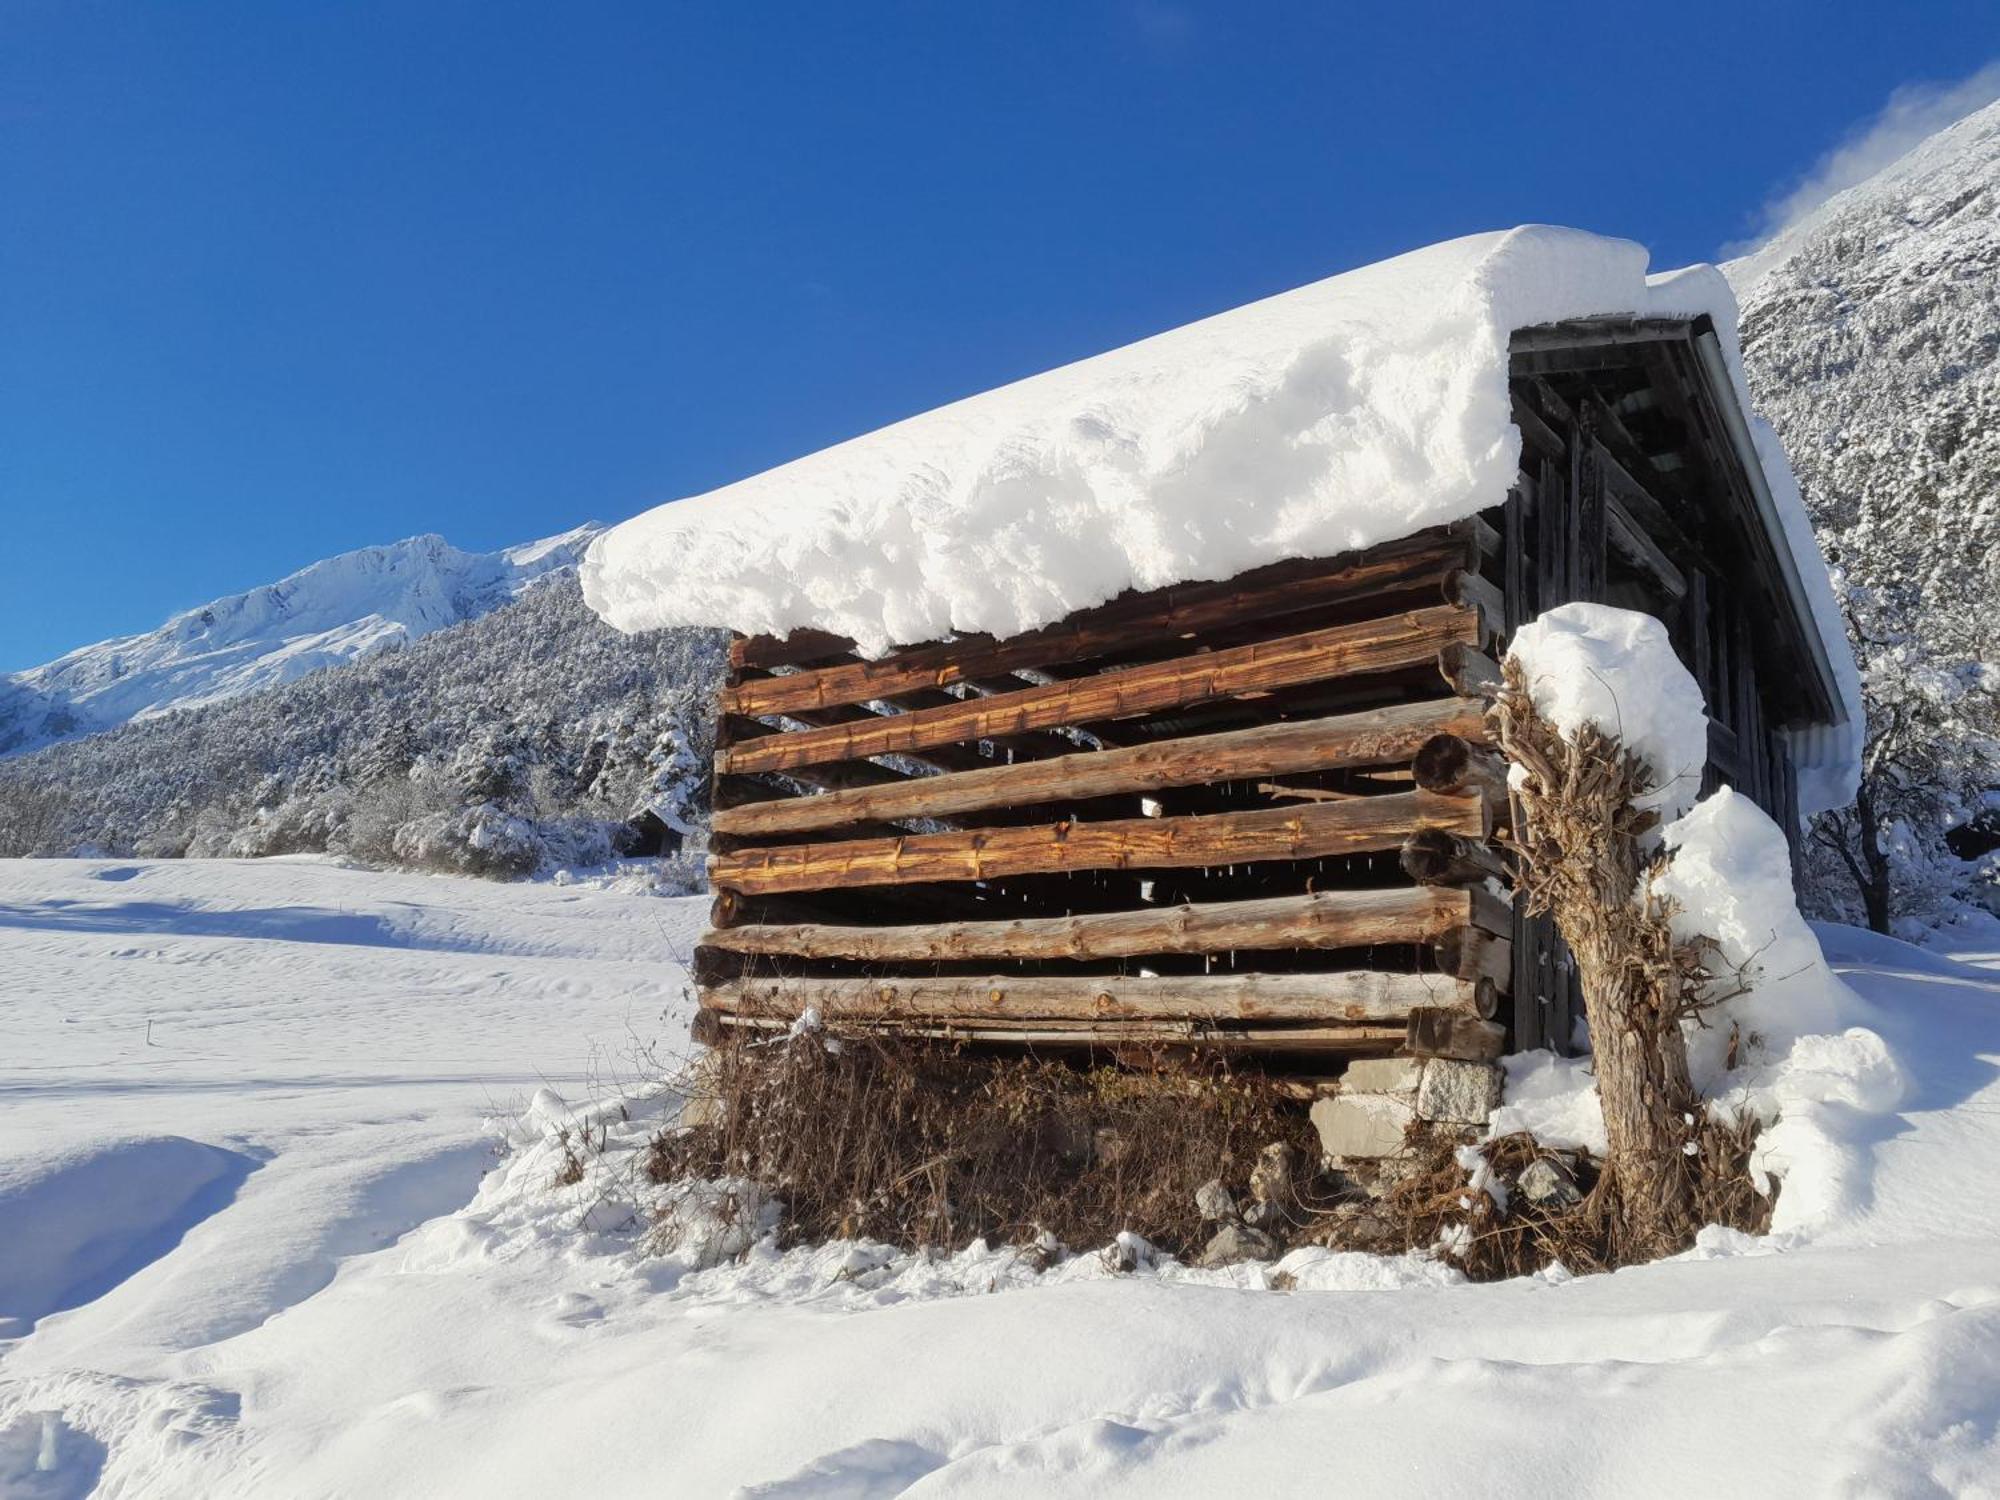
[10,859,2000,1495]
[0,1138,260,1336]
[1656,789,1871,1086]
[1505,603,1710,824]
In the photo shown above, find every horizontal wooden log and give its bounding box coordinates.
[727,543,1476,717]
[700,885,1511,965]
[1411,733,1509,800]
[713,697,1490,838]
[1400,827,1509,887]
[705,968,1483,1024]
[1438,643,1501,699]
[711,789,1486,896]
[719,605,1482,776]
[700,1008,1410,1056]
[1406,1006,1507,1062]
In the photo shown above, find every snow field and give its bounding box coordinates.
[2,857,1998,1496]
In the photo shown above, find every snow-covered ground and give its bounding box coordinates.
[4,857,1999,1497]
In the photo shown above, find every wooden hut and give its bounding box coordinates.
[583,231,1857,1069]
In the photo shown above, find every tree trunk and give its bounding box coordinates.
[1493,660,1703,1259]
[1856,781,1894,935]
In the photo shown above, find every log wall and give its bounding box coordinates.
[695,519,1515,1062]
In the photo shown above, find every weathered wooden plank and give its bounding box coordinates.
[711,789,1486,895]
[704,968,1484,1024]
[1535,444,1571,607]
[1511,394,1567,459]
[699,885,1509,964]
[719,604,1483,777]
[698,1008,1410,1055]
[1604,472,1689,600]
[1436,928,1512,1002]
[1576,416,1609,601]
[726,543,1476,717]
[1451,571,1505,637]
[1406,1006,1507,1062]
[712,697,1489,837]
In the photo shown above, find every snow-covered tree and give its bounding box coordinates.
[1732,99,2000,929]
[0,575,728,880]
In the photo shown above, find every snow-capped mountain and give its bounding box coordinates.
[1727,97,2000,916]
[0,524,603,756]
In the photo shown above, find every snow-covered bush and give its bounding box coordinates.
[1507,604,1862,1079]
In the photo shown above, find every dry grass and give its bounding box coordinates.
[1381,1115,1774,1280]
[648,1028,1332,1260]
[648,1026,1776,1278]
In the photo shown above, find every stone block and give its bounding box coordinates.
[1415,1058,1503,1124]
[1339,1056,1424,1095]
[1310,1092,1414,1160]
[1194,1178,1238,1223]
[1197,1221,1278,1267]
[1518,1157,1582,1208]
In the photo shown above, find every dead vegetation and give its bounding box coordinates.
[646,1028,1774,1278]
[648,1028,1332,1260]
[1380,1115,1772,1280]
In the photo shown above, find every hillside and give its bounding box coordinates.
[0,525,603,757]
[1727,99,2000,925]
[0,575,726,878]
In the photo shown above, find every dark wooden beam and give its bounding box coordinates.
[713,697,1489,838]
[718,605,1483,776]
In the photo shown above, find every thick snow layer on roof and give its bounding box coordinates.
[583,224,1860,807]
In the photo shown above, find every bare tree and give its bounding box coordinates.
[1493,660,1730,1259]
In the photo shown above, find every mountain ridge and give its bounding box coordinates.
[2,523,603,756]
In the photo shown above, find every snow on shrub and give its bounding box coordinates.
[1502,603,1904,1232]
[1654,788,1858,1088]
[1505,603,1708,825]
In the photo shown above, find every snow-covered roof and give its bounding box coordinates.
[582,225,1861,809]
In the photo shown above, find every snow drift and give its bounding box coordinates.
[5,857,2000,1496]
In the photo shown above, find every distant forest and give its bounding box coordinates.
[0,576,726,882]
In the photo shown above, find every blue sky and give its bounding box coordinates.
[3,1,1996,669]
